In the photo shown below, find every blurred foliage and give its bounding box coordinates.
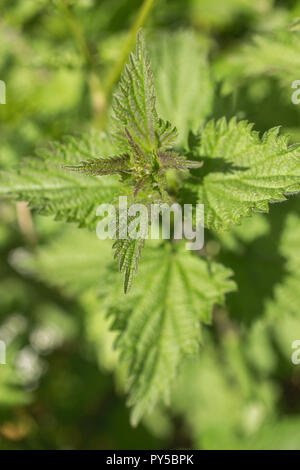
[1,0,300,450]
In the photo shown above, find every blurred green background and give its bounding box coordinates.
[1,0,300,449]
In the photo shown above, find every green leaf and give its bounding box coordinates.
[215,28,300,94]
[0,131,123,229]
[113,32,156,152]
[104,242,235,425]
[15,226,113,295]
[115,238,145,294]
[64,154,131,176]
[182,118,300,231]
[155,118,178,149]
[111,30,174,154]
[113,235,145,295]
[15,225,235,423]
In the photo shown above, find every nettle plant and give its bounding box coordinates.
[2,30,300,425]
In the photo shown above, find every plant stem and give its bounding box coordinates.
[58,0,93,68]
[58,0,156,128]
[16,202,37,248]
[58,0,106,125]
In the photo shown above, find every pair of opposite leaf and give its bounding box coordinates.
[65,30,202,293]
